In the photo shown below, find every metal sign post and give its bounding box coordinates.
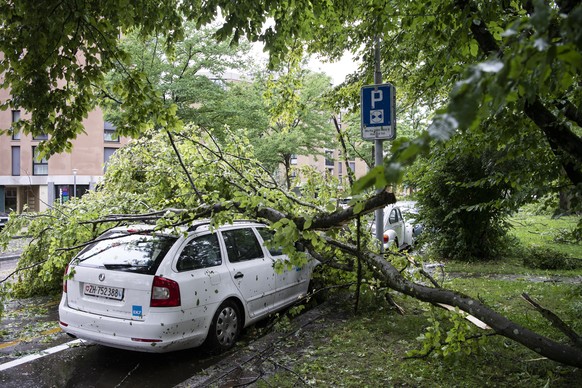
[360,36,397,251]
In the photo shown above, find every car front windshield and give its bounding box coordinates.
[76,232,178,274]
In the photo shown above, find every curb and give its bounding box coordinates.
[0,253,20,262]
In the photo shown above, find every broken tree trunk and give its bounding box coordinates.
[327,238,582,368]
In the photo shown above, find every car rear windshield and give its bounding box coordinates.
[75,231,178,274]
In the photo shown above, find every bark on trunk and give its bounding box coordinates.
[327,238,582,368]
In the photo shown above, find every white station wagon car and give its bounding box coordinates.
[59,220,317,353]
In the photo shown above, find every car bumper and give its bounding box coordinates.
[58,296,211,353]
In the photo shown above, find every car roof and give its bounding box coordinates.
[106,219,267,236]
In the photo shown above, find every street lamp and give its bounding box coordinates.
[72,169,78,198]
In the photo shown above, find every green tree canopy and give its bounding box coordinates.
[2,1,580,190]
[102,22,252,134]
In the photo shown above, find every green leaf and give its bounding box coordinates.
[352,165,386,194]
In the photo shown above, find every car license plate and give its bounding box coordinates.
[84,283,124,300]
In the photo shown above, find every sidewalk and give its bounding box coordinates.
[0,237,29,261]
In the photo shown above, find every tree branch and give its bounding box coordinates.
[459,0,582,186]
[326,237,582,367]
[166,130,204,201]
[522,293,582,348]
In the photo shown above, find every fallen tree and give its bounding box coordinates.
[1,126,580,369]
[48,194,582,368]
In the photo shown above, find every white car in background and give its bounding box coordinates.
[59,220,317,353]
[380,202,423,250]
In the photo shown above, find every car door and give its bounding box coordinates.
[169,232,232,341]
[221,227,276,318]
[256,228,310,311]
[386,207,405,246]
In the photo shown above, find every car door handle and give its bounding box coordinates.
[234,272,244,279]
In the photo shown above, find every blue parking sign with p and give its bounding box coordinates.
[361,83,396,140]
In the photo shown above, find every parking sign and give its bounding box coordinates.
[361,83,396,140]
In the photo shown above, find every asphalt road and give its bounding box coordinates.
[0,248,332,387]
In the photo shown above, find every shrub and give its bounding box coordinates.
[415,143,513,262]
[522,246,582,270]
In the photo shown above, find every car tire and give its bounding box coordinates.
[205,300,241,353]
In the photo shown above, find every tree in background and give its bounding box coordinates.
[414,111,564,261]
[102,22,252,137]
[102,26,335,187]
[260,66,336,188]
[415,142,513,262]
[213,63,336,187]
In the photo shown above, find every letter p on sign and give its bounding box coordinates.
[371,90,383,109]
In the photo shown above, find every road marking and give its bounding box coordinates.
[0,339,85,371]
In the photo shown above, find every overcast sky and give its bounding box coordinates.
[308,53,359,85]
[250,41,359,86]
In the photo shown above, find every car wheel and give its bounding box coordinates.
[206,300,241,353]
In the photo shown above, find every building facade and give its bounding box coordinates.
[0,103,128,213]
[290,149,369,187]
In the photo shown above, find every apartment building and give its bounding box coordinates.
[0,103,128,213]
[290,149,369,187]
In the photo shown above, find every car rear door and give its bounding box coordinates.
[221,227,276,318]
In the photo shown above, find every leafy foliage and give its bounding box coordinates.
[211,57,338,186]
[0,191,149,297]
[0,0,186,155]
[408,307,488,359]
[522,247,581,270]
[0,125,360,295]
[415,136,516,261]
[102,22,252,136]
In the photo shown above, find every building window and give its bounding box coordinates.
[104,121,119,142]
[33,133,49,141]
[349,162,356,172]
[5,187,17,212]
[104,147,117,172]
[290,154,298,165]
[325,150,334,167]
[32,146,48,175]
[11,147,20,176]
[11,110,21,140]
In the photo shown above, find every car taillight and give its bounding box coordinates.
[383,234,389,244]
[63,265,69,293]
[150,276,181,307]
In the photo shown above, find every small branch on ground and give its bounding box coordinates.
[521,293,582,348]
[403,333,499,360]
